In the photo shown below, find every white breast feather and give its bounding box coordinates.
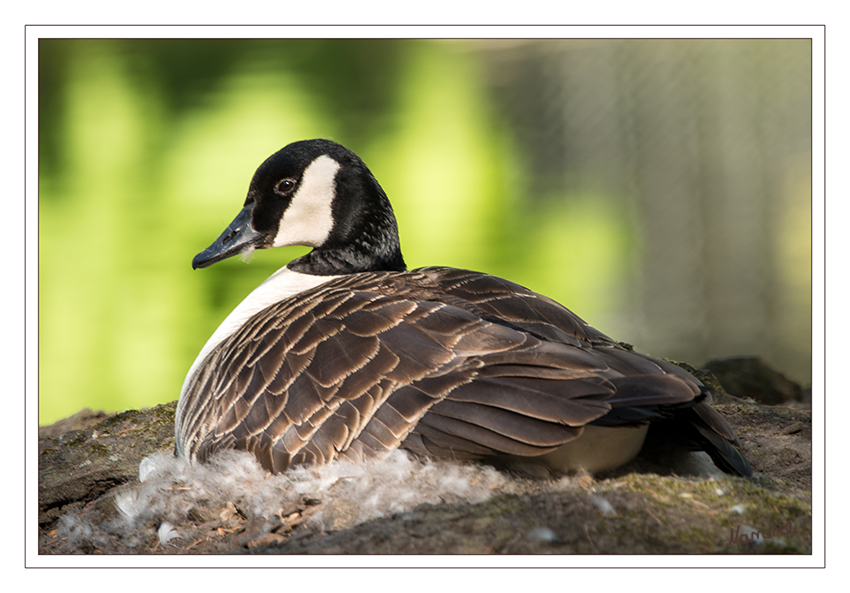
[179,267,340,398]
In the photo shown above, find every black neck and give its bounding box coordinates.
[288,183,407,276]
[287,242,406,276]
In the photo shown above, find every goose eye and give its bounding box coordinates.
[274,178,297,196]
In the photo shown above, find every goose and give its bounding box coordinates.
[174,138,752,478]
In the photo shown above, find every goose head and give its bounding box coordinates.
[192,139,406,275]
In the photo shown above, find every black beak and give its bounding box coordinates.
[192,203,266,269]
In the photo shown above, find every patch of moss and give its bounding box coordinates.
[475,493,529,517]
[84,440,112,459]
[591,473,811,553]
[39,447,58,458]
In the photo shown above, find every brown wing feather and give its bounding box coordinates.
[177,267,751,476]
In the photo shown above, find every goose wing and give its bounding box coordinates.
[177,269,711,474]
[390,268,751,476]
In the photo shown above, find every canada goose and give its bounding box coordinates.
[175,139,752,478]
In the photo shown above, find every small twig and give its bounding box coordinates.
[645,507,663,525]
[583,524,595,548]
[185,538,206,550]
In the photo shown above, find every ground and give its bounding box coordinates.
[37,362,812,556]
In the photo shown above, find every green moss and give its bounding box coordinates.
[589,473,811,553]
[39,447,58,458]
[85,441,112,458]
[477,494,528,517]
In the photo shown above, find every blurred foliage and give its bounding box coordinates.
[38,39,631,424]
[38,38,810,425]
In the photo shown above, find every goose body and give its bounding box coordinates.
[175,139,752,477]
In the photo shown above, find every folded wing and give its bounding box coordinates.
[176,268,751,477]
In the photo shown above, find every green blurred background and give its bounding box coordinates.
[38,38,812,425]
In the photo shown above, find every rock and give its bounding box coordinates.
[703,356,806,405]
[37,383,812,555]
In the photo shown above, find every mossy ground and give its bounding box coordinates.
[38,391,812,556]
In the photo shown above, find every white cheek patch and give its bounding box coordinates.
[272,155,341,248]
